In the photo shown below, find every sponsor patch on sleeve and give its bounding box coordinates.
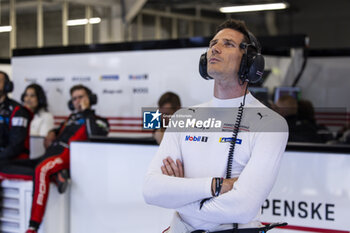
[11,117,28,127]
[96,119,108,130]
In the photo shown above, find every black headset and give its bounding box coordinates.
[68,86,97,111]
[0,71,14,93]
[199,30,265,84]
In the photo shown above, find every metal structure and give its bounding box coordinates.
[1,0,350,58]
[0,0,289,57]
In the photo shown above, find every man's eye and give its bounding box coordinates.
[209,41,218,47]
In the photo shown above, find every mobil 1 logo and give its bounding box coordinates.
[185,135,208,142]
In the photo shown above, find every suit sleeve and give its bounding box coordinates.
[143,130,213,209]
[0,106,31,160]
[50,117,67,137]
[83,110,109,137]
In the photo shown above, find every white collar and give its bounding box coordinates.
[210,93,253,107]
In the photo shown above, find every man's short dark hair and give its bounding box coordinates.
[70,84,92,96]
[215,19,250,44]
[158,92,181,109]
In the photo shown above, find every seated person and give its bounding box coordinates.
[297,99,333,143]
[275,95,325,143]
[153,92,181,144]
[338,128,350,144]
[22,83,54,137]
[0,84,109,233]
[0,71,32,161]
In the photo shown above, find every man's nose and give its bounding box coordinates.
[211,43,221,55]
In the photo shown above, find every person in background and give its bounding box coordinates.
[153,92,181,144]
[0,84,109,233]
[0,71,32,161]
[274,95,298,127]
[297,99,333,143]
[275,95,329,143]
[21,83,54,137]
[338,126,350,144]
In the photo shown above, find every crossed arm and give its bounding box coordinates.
[143,130,239,210]
[161,156,237,197]
[144,127,288,225]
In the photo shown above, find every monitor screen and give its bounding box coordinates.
[274,86,301,103]
[249,87,269,106]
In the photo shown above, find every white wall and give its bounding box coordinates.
[70,142,173,233]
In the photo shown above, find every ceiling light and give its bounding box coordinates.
[89,17,101,24]
[0,26,12,33]
[67,17,101,26]
[220,3,289,13]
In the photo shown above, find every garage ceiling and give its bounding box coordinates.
[1,0,350,53]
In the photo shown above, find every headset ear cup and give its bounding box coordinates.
[89,93,97,106]
[68,100,74,111]
[247,54,265,84]
[199,53,213,80]
[21,93,25,102]
[5,81,14,93]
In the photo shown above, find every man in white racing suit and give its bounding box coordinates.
[143,19,288,233]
